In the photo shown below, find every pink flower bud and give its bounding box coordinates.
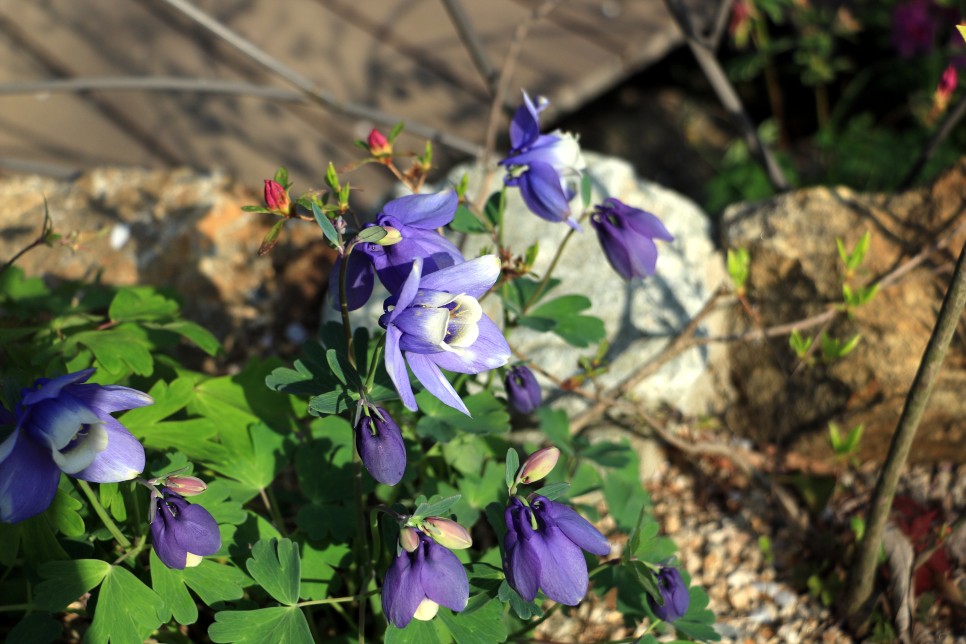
[518,446,560,484]
[367,129,392,158]
[164,475,208,496]
[399,526,420,552]
[263,179,291,213]
[938,64,958,100]
[421,517,472,549]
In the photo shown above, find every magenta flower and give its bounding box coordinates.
[381,255,510,414]
[151,486,221,569]
[382,531,469,628]
[590,198,673,280]
[0,369,151,524]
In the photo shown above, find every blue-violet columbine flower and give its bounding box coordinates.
[648,566,690,622]
[151,486,221,569]
[355,407,406,486]
[381,255,511,415]
[500,91,585,228]
[0,368,152,524]
[382,530,469,628]
[590,198,674,280]
[503,495,610,605]
[335,190,465,310]
[505,365,542,414]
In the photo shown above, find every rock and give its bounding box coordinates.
[0,167,338,359]
[722,158,966,462]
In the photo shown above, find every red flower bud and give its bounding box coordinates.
[263,179,291,213]
[367,129,392,158]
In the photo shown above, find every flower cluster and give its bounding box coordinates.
[149,478,221,570]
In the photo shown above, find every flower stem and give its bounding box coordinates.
[77,480,131,549]
[523,226,576,313]
[352,445,372,643]
[298,589,378,608]
[340,242,356,367]
[364,334,386,392]
[113,535,147,565]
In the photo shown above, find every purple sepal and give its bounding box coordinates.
[381,532,468,628]
[151,488,221,570]
[591,198,673,280]
[504,366,542,414]
[649,567,690,622]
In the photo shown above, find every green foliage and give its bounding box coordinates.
[209,607,313,644]
[788,329,813,359]
[727,248,751,293]
[828,422,865,457]
[820,332,861,362]
[517,295,606,347]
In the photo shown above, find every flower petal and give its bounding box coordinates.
[388,257,423,323]
[23,395,101,450]
[171,503,221,556]
[382,550,424,628]
[329,251,376,312]
[20,369,94,406]
[0,433,61,523]
[405,353,468,415]
[381,191,458,229]
[508,91,542,151]
[376,228,464,293]
[508,532,545,602]
[385,326,417,412]
[394,306,449,351]
[517,161,572,224]
[547,502,610,556]
[420,539,469,612]
[535,523,588,605]
[50,422,108,474]
[428,316,510,374]
[72,417,145,482]
[66,383,154,415]
[418,255,501,300]
[152,507,190,569]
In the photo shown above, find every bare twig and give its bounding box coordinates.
[0,76,304,101]
[844,237,966,634]
[899,92,966,190]
[707,0,737,49]
[157,0,482,157]
[0,199,54,277]
[441,0,499,93]
[662,0,789,191]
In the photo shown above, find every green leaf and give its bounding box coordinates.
[415,390,510,442]
[519,295,605,347]
[533,482,569,500]
[413,495,462,521]
[388,121,405,141]
[727,248,750,290]
[71,327,154,377]
[47,486,84,537]
[86,566,165,644]
[483,191,504,228]
[580,173,593,208]
[672,583,721,642]
[438,598,508,643]
[274,166,290,187]
[35,559,110,611]
[108,287,179,322]
[450,205,489,234]
[246,538,301,606]
[497,580,541,619]
[537,408,573,456]
[312,201,340,246]
[159,320,221,355]
[384,619,446,644]
[505,448,519,490]
[300,542,351,600]
[152,550,249,625]
[209,607,313,644]
[259,219,286,256]
[8,613,62,643]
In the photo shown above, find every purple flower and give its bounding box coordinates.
[590,198,673,280]
[382,531,469,628]
[0,369,152,524]
[503,495,610,605]
[648,566,690,622]
[151,487,221,569]
[355,407,406,486]
[335,191,465,310]
[500,91,585,228]
[893,0,936,58]
[381,255,511,415]
[505,365,542,414]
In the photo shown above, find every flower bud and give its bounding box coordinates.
[367,129,392,158]
[263,179,291,214]
[421,517,472,549]
[375,226,403,246]
[518,446,560,484]
[934,64,958,112]
[648,567,690,622]
[399,526,420,552]
[164,474,208,496]
[355,408,406,486]
[505,365,542,414]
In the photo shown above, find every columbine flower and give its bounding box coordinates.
[505,365,542,414]
[503,495,610,605]
[0,369,151,524]
[151,486,221,570]
[355,407,406,486]
[382,530,469,628]
[381,255,510,415]
[334,191,465,310]
[648,566,690,622]
[500,91,586,228]
[590,198,674,280]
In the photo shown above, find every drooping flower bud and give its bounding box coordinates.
[518,446,560,485]
[151,487,221,570]
[399,526,420,552]
[504,365,542,414]
[591,198,674,280]
[163,474,208,496]
[421,517,472,549]
[648,567,690,622]
[263,179,291,214]
[367,129,392,159]
[355,407,406,486]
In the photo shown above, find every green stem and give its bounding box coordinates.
[340,243,356,367]
[523,226,577,313]
[260,487,287,537]
[364,334,387,392]
[352,445,371,643]
[496,186,507,250]
[114,535,147,566]
[508,602,559,639]
[0,603,31,612]
[77,480,131,549]
[298,589,378,608]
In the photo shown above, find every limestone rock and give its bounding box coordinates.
[722,158,966,462]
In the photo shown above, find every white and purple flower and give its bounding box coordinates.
[150,486,221,569]
[336,190,465,310]
[503,495,610,605]
[380,255,510,415]
[0,369,152,524]
[500,91,585,228]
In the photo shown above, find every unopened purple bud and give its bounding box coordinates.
[422,517,472,549]
[505,366,541,414]
[164,475,208,496]
[263,179,290,213]
[518,446,560,484]
[649,567,690,622]
[399,526,420,552]
[355,408,406,486]
[591,198,673,280]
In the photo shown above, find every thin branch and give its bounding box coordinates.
[844,237,966,633]
[707,0,737,49]
[0,76,304,101]
[899,92,966,190]
[441,0,499,94]
[662,0,789,191]
[157,0,482,157]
